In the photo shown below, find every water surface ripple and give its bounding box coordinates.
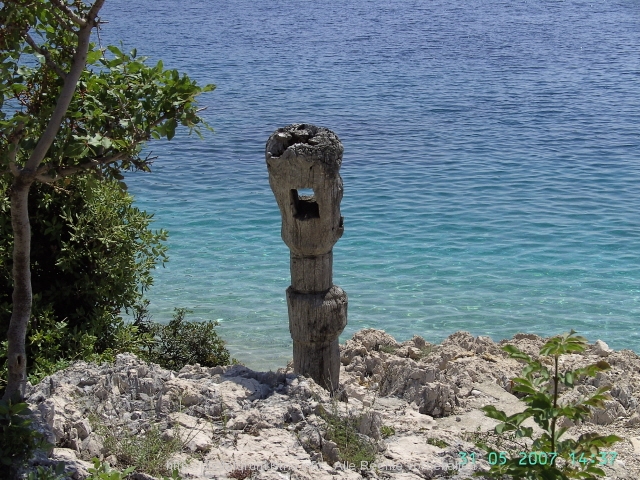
[100,0,640,369]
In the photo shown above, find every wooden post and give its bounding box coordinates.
[266,124,347,392]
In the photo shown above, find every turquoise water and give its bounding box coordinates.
[100,0,640,369]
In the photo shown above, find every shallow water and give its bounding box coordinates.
[99,0,640,369]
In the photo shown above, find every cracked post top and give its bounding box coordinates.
[265,123,343,176]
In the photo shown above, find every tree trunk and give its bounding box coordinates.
[4,177,33,401]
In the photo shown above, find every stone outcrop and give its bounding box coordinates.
[22,330,640,479]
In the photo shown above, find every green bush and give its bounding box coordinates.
[317,402,377,466]
[93,419,183,478]
[475,330,622,479]
[86,458,135,480]
[0,399,49,478]
[136,307,232,370]
[0,175,168,386]
[26,463,67,480]
[85,458,181,480]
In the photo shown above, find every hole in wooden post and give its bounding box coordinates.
[290,189,319,220]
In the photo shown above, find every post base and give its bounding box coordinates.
[293,338,341,393]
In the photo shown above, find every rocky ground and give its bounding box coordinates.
[24,329,640,479]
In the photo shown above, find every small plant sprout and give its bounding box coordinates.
[427,437,449,448]
[475,330,622,479]
[381,425,395,438]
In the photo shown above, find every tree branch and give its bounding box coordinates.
[24,33,67,79]
[136,113,170,141]
[6,122,25,176]
[86,0,107,23]
[24,0,106,172]
[35,151,126,183]
[49,0,87,27]
[49,7,77,33]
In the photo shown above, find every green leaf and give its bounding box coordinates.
[86,49,103,64]
[165,117,177,141]
[481,405,508,422]
[562,371,574,387]
[512,378,537,395]
[107,45,123,57]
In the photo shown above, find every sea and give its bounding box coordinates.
[98,0,640,370]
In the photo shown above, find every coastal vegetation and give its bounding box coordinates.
[0,0,213,400]
[474,330,621,479]
[0,399,48,477]
[0,1,234,476]
[0,175,169,387]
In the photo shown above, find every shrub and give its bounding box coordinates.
[0,399,49,478]
[86,458,135,479]
[136,307,232,370]
[474,330,622,479]
[92,421,182,478]
[318,402,377,466]
[25,463,67,480]
[0,175,167,386]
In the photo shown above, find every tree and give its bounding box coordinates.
[0,174,168,385]
[0,0,214,400]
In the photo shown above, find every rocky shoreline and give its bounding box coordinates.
[24,329,640,479]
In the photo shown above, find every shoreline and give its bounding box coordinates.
[24,328,640,479]
[221,326,640,373]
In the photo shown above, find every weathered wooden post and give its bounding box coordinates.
[266,124,347,392]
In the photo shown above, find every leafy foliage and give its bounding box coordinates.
[317,401,377,466]
[1,3,214,178]
[0,0,213,399]
[136,306,232,371]
[380,425,395,438]
[0,175,167,388]
[0,399,49,478]
[86,458,135,480]
[91,419,183,478]
[26,463,67,480]
[474,330,622,479]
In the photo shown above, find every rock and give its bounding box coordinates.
[406,347,422,360]
[183,430,213,453]
[21,329,640,480]
[37,399,55,428]
[130,473,157,480]
[592,339,613,357]
[409,335,427,349]
[322,440,340,464]
[357,411,382,440]
[590,400,626,425]
[349,329,400,351]
[298,424,323,451]
[285,404,305,423]
[50,417,66,445]
[74,419,91,440]
[163,379,204,406]
[626,413,640,427]
[52,448,78,461]
[80,433,104,458]
[418,382,456,417]
[50,448,92,479]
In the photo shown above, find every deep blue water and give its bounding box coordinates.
[99,0,640,369]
